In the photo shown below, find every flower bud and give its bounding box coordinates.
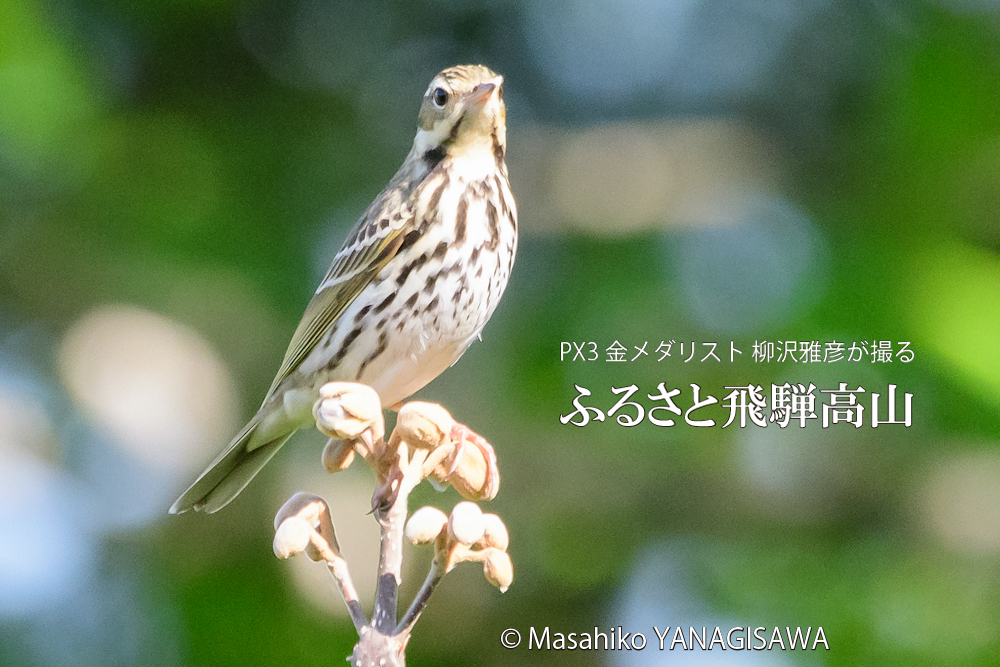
[405,506,449,545]
[272,493,341,560]
[337,386,383,425]
[314,382,382,440]
[393,402,455,450]
[448,501,485,546]
[483,550,513,593]
[322,438,355,473]
[273,516,312,559]
[477,513,509,551]
[432,434,500,502]
[274,493,324,530]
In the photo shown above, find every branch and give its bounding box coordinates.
[272,383,513,666]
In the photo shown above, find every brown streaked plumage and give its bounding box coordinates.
[171,65,517,514]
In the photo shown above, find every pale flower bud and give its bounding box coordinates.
[448,501,485,546]
[337,387,383,427]
[483,550,513,593]
[405,506,449,545]
[477,513,509,551]
[393,402,455,450]
[314,382,382,440]
[429,425,499,501]
[322,438,355,473]
[314,397,349,434]
[272,493,341,561]
[273,516,313,559]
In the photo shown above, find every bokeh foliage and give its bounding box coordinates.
[1,1,1000,666]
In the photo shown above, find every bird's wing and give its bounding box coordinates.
[169,217,408,515]
[261,196,414,404]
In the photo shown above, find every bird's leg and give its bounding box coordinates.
[371,464,405,515]
[371,436,432,515]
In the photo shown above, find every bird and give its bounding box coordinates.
[171,65,517,514]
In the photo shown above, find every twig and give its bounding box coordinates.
[396,559,444,635]
[327,556,368,633]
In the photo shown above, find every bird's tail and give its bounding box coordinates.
[170,414,293,514]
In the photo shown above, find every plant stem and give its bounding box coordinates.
[327,557,368,634]
[396,559,443,635]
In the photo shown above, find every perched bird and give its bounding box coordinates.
[171,65,517,514]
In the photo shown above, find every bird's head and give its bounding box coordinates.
[414,65,506,167]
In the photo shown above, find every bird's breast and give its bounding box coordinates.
[302,168,516,407]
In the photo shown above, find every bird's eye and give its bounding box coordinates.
[432,87,449,108]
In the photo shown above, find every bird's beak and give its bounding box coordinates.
[466,77,503,108]
[466,83,496,107]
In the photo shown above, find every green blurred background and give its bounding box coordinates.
[2,0,1000,665]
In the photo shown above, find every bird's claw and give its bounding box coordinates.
[371,465,405,516]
